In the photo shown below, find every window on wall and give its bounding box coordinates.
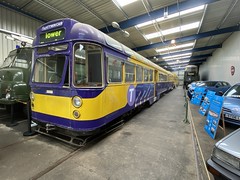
[125,63,135,82]
[107,55,123,83]
[144,68,149,82]
[136,66,143,82]
[149,69,153,81]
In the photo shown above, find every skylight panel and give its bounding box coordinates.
[160,48,193,55]
[114,0,138,7]
[167,60,190,65]
[163,55,192,61]
[144,22,200,40]
[171,66,187,70]
[162,53,192,59]
[156,42,194,53]
[181,5,205,15]
[136,5,204,28]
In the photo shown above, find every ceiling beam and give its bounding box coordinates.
[189,60,206,65]
[134,25,240,52]
[34,0,69,18]
[156,54,211,65]
[171,67,185,72]
[160,59,205,67]
[148,44,221,60]
[74,0,109,27]
[161,60,205,68]
[0,2,46,23]
[100,0,219,33]
[20,0,34,10]
[160,61,192,67]
[190,54,212,59]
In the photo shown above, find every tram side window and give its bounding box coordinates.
[136,66,143,82]
[149,69,153,82]
[144,69,149,82]
[74,43,102,87]
[107,56,122,83]
[159,74,167,81]
[125,63,135,82]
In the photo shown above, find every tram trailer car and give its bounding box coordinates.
[183,65,199,89]
[0,47,32,112]
[30,18,177,136]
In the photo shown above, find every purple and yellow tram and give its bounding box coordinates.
[30,18,177,137]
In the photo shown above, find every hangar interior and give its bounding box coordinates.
[1,0,240,84]
[0,0,240,179]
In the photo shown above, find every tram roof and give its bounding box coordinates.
[35,18,171,74]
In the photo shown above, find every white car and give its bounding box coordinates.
[207,128,240,179]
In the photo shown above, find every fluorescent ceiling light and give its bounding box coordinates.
[136,5,204,28]
[114,0,138,7]
[162,52,192,59]
[167,60,190,65]
[156,42,194,53]
[171,66,187,70]
[160,48,192,55]
[145,22,200,40]
[164,55,192,61]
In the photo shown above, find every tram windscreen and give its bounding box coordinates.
[73,43,103,87]
[32,55,65,84]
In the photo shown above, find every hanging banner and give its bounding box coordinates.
[199,91,216,116]
[204,95,224,139]
[190,87,206,106]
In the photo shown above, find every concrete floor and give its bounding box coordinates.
[0,87,212,180]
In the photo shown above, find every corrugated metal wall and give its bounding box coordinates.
[0,6,43,65]
[199,31,240,85]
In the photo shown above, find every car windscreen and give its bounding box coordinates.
[1,50,17,68]
[199,81,217,87]
[225,85,240,98]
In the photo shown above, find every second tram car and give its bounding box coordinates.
[183,65,199,88]
[30,18,177,138]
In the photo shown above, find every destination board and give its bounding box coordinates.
[40,28,65,44]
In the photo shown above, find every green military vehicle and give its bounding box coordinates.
[0,47,32,116]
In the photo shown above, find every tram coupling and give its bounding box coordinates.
[46,124,56,132]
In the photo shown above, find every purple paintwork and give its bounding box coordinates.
[31,18,174,134]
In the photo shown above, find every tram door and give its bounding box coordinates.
[154,70,158,100]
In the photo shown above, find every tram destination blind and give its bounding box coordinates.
[40,28,65,44]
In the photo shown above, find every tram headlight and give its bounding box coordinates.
[30,92,34,101]
[73,110,80,119]
[72,96,82,108]
[5,93,11,99]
